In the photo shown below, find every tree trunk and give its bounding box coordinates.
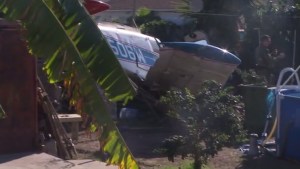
[194,152,202,169]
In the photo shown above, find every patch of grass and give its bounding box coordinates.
[159,160,211,169]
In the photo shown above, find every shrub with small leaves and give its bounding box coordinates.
[241,69,268,86]
[160,80,246,169]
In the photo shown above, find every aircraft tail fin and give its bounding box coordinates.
[83,0,110,15]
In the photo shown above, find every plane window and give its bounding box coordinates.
[149,39,160,53]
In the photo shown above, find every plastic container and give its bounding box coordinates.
[277,89,300,161]
[240,85,269,134]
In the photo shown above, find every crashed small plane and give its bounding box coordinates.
[84,0,241,109]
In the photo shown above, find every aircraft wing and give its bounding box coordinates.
[145,42,241,94]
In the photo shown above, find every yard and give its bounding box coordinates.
[75,120,300,169]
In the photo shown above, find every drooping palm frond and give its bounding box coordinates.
[0,0,138,168]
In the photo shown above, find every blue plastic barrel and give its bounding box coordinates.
[277,89,300,161]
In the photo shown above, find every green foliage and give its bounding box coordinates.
[160,160,196,169]
[174,0,190,14]
[251,0,296,15]
[140,20,178,42]
[134,7,160,26]
[0,0,137,168]
[135,7,151,17]
[240,69,267,86]
[134,7,180,41]
[155,135,186,162]
[160,80,246,169]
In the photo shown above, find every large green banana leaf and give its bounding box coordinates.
[0,0,138,168]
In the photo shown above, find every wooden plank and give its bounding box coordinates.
[57,114,82,123]
[57,114,82,141]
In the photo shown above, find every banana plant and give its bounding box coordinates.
[0,0,138,168]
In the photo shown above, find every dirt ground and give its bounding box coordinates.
[74,122,300,169]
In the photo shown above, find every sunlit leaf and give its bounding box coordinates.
[0,0,138,168]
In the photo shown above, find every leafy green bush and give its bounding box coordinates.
[140,19,178,42]
[159,80,246,169]
[134,7,160,26]
[132,7,180,41]
[240,69,268,86]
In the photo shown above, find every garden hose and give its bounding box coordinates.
[262,117,277,145]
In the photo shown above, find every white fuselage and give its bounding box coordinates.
[98,23,241,93]
[98,24,160,80]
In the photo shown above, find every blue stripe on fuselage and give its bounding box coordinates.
[161,42,241,65]
[105,36,158,67]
